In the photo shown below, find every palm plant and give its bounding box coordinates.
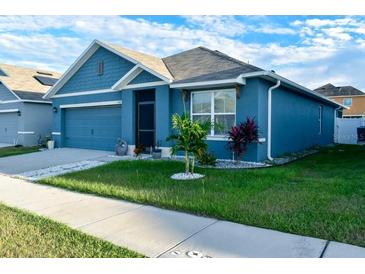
[167,113,210,174]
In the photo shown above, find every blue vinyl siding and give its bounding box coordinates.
[58,47,135,94]
[0,82,17,101]
[129,70,162,85]
[270,82,334,157]
[63,105,121,151]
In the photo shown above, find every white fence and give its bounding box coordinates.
[335,117,365,144]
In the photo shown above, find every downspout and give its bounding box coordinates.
[267,80,281,161]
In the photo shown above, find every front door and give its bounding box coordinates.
[136,90,155,151]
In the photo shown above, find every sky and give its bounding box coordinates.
[0,15,365,90]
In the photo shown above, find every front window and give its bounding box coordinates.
[191,89,236,136]
[343,98,352,107]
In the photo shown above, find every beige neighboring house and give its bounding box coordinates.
[314,83,365,118]
[0,64,61,146]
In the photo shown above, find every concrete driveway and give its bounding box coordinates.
[0,148,113,175]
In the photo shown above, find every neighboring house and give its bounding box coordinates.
[0,64,61,146]
[44,40,343,162]
[314,83,365,118]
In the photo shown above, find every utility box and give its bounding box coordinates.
[357,127,365,142]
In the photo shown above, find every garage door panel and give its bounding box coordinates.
[0,113,18,144]
[64,105,121,151]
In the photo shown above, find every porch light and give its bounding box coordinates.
[53,107,58,113]
[17,110,21,116]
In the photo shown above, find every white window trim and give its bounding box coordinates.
[18,131,35,134]
[343,98,352,107]
[190,89,236,138]
[52,132,61,135]
[60,100,122,109]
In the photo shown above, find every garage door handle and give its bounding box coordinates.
[91,129,94,135]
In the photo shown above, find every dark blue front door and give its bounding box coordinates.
[136,90,155,150]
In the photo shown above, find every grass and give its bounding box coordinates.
[0,203,143,258]
[39,144,365,247]
[0,146,39,158]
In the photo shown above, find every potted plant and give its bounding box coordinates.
[133,144,144,159]
[152,141,162,159]
[228,117,259,163]
[46,136,55,150]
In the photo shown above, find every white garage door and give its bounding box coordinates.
[0,112,18,144]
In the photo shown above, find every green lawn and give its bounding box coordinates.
[0,203,143,258]
[39,145,365,247]
[0,146,39,158]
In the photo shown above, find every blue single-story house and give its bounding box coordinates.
[44,40,343,162]
[0,64,60,146]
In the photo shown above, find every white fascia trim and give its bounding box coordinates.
[329,95,365,98]
[97,40,172,83]
[60,100,122,109]
[51,89,116,98]
[0,100,20,104]
[52,132,61,135]
[1,99,51,104]
[0,80,21,100]
[18,131,35,134]
[240,71,348,109]
[111,64,143,90]
[170,77,246,89]
[0,108,19,113]
[43,41,100,99]
[122,81,167,90]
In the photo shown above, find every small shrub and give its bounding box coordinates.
[197,151,217,166]
[228,117,259,161]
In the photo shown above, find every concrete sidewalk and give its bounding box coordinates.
[0,174,364,258]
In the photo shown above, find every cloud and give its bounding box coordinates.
[0,15,365,91]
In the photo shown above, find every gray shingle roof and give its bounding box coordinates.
[162,46,263,83]
[314,83,365,96]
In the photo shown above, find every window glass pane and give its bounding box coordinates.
[192,115,211,125]
[192,93,211,113]
[214,91,235,113]
[343,98,352,106]
[214,114,235,135]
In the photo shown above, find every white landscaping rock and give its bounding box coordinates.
[171,173,205,180]
[17,160,106,181]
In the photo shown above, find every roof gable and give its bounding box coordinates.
[58,46,135,94]
[45,40,172,98]
[128,70,162,85]
[0,82,18,101]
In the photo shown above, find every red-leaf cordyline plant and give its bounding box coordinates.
[228,117,259,162]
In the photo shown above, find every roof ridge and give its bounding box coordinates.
[197,46,263,71]
[102,41,162,59]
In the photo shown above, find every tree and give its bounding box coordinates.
[167,113,210,174]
